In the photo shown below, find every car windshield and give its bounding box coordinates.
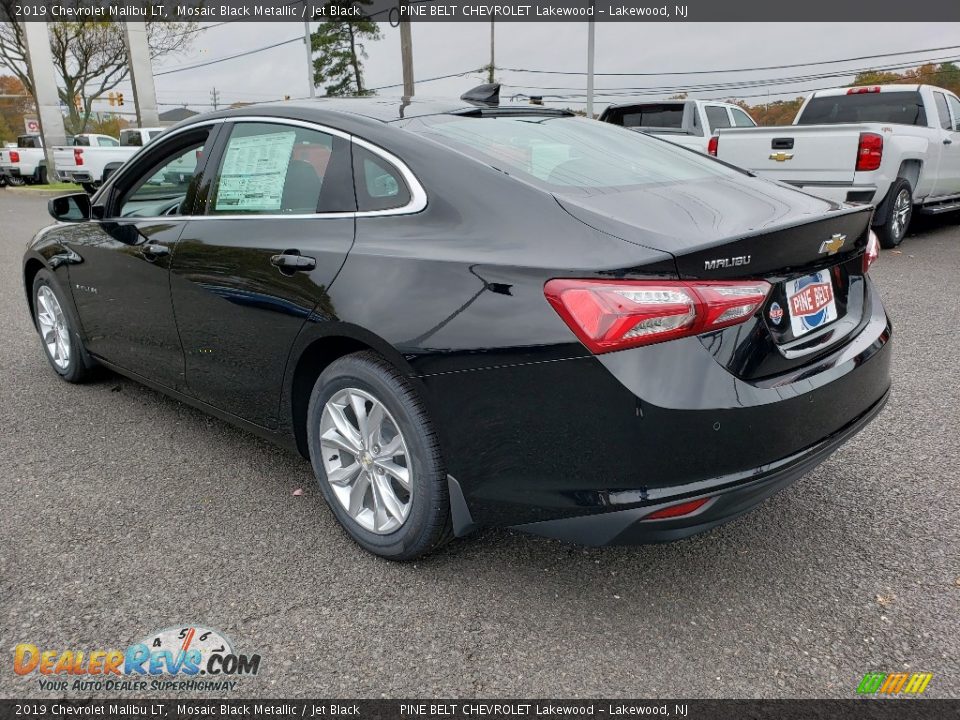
[407,114,740,194]
[797,91,927,126]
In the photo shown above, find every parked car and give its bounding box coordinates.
[599,99,756,154]
[1,133,117,186]
[54,127,164,193]
[0,134,48,185]
[23,88,891,560]
[714,84,960,247]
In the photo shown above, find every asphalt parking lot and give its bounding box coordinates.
[1,188,958,700]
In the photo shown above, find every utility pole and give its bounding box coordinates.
[586,6,596,118]
[304,21,316,98]
[488,20,495,83]
[210,87,220,111]
[400,9,414,97]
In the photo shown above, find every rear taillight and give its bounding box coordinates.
[9,150,19,163]
[707,135,718,156]
[847,86,881,94]
[544,278,771,354]
[642,497,712,521]
[856,132,883,172]
[863,230,880,274]
[74,148,83,166]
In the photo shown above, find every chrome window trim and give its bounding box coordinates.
[104,116,427,222]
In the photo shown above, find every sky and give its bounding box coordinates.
[126,22,960,114]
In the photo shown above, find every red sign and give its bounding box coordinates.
[24,117,40,134]
[790,282,834,317]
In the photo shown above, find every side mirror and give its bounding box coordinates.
[48,193,91,223]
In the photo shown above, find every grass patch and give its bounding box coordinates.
[14,182,81,191]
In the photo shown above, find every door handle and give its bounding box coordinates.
[270,253,316,272]
[140,243,170,260]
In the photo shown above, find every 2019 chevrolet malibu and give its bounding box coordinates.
[23,86,891,560]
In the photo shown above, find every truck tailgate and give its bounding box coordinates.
[53,148,78,172]
[716,125,872,184]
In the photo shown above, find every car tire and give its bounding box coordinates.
[31,270,96,383]
[306,351,453,560]
[36,165,48,185]
[7,175,26,187]
[877,178,913,249]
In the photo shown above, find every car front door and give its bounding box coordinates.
[169,118,357,428]
[65,124,218,391]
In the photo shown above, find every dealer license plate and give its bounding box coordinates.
[786,270,837,337]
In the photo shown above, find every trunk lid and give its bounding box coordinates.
[554,175,874,379]
[715,125,872,184]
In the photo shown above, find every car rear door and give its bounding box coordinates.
[169,118,357,429]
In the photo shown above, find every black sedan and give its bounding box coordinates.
[23,86,891,560]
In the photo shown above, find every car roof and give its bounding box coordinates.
[189,95,566,125]
[810,84,925,97]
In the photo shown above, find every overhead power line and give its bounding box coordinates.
[154,36,303,76]
[502,54,960,99]
[499,43,960,77]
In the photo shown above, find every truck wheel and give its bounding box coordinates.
[877,178,913,249]
[37,166,48,185]
[7,175,26,186]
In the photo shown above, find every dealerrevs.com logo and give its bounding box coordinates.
[13,625,261,693]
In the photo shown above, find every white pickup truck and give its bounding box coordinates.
[715,84,960,247]
[0,133,120,186]
[600,99,757,154]
[54,127,164,192]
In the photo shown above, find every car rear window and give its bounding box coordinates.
[408,114,741,193]
[797,91,927,126]
[603,104,684,129]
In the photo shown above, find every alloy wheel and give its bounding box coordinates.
[891,188,911,240]
[36,286,71,371]
[319,387,413,534]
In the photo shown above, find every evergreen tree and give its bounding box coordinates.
[310,2,382,97]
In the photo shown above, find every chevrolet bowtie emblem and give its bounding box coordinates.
[819,233,846,255]
[769,152,794,162]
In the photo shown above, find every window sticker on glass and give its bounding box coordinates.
[216,131,296,211]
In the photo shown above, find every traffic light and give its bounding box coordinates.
[117,92,124,107]
[108,92,115,107]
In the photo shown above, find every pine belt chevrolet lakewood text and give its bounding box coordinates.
[23,86,892,560]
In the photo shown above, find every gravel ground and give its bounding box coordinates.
[0,188,958,699]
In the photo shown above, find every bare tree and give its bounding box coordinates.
[0,4,195,133]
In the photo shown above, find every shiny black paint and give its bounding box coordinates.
[23,99,893,543]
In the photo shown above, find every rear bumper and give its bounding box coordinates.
[57,170,92,182]
[1,166,21,178]
[511,387,888,545]
[785,183,879,205]
[422,278,892,535]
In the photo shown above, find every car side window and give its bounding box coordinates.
[705,106,731,133]
[99,137,119,147]
[948,95,960,132]
[207,122,354,215]
[731,108,755,127]
[114,128,211,218]
[353,145,411,212]
[934,92,952,130]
